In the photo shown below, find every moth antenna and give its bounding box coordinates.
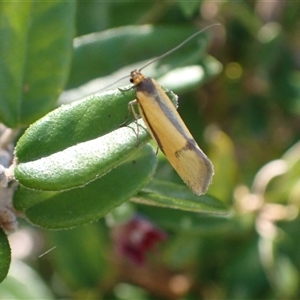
[99,74,131,92]
[91,23,220,94]
[139,23,221,72]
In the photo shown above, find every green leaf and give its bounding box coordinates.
[15,88,135,163]
[14,84,178,192]
[67,25,212,89]
[13,145,157,229]
[158,56,223,95]
[138,204,232,234]
[45,222,111,288]
[15,87,177,163]
[206,129,237,202]
[177,0,202,18]
[0,2,75,127]
[15,120,151,191]
[0,259,55,299]
[133,178,229,214]
[0,229,11,283]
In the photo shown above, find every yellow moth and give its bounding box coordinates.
[122,25,219,195]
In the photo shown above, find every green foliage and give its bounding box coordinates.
[0,229,10,283]
[0,259,55,299]
[13,145,157,229]
[1,1,300,299]
[0,2,75,127]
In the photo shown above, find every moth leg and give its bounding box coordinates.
[128,100,140,146]
[118,85,134,92]
[119,99,140,146]
[128,99,140,120]
[155,146,159,155]
[119,99,139,127]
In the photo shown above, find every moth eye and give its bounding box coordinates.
[130,78,134,83]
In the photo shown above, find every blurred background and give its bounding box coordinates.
[3,1,300,299]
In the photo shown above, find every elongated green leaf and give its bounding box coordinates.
[15,87,178,163]
[137,204,231,234]
[0,229,10,283]
[46,223,110,288]
[0,2,75,127]
[13,145,157,229]
[206,129,237,202]
[158,56,222,95]
[15,88,135,162]
[15,120,150,191]
[62,31,219,104]
[68,25,211,89]
[132,179,229,214]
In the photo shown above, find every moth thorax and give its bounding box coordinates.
[130,70,146,86]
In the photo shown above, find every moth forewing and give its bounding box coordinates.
[132,71,214,195]
[170,142,214,195]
